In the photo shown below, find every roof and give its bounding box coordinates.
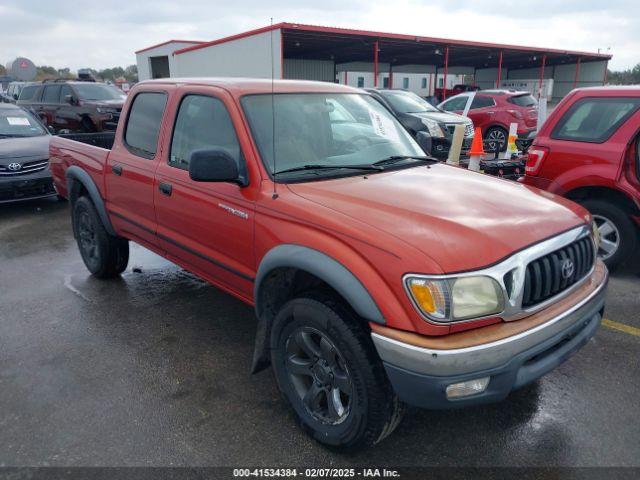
[139,77,362,95]
[135,39,204,55]
[172,22,611,67]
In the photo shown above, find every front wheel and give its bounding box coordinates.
[270,295,404,451]
[73,196,129,278]
[581,199,637,270]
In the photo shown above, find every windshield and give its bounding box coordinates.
[73,83,126,101]
[0,108,47,137]
[381,90,439,113]
[241,93,425,180]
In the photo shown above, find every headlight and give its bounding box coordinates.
[96,107,117,114]
[590,219,601,251]
[405,275,504,322]
[421,118,445,138]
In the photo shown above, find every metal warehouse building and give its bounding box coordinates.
[135,22,611,103]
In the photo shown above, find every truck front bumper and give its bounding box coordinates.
[372,272,608,409]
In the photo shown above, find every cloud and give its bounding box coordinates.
[0,0,636,71]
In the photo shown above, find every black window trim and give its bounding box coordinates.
[551,96,640,145]
[470,95,496,109]
[122,90,168,160]
[167,92,248,182]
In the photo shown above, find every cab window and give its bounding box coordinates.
[169,94,245,179]
[124,92,167,159]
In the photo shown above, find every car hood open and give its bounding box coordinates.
[287,164,588,273]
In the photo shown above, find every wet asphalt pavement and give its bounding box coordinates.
[1,198,639,468]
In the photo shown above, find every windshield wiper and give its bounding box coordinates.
[275,164,384,175]
[371,155,435,167]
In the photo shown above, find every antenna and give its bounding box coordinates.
[270,18,278,199]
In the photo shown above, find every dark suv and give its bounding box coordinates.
[366,88,474,159]
[17,81,126,133]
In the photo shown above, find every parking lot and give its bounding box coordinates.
[1,198,639,468]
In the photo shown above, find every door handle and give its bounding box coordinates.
[159,182,172,196]
[111,164,122,176]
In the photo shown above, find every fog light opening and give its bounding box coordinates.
[445,377,490,399]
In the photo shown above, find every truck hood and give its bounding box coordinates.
[84,99,124,108]
[287,164,587,273]
[0,134,50,161]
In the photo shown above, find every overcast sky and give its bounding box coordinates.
[1,0,637,72]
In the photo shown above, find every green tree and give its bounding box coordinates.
[607,63,640,85]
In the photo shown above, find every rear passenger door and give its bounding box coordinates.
[105,86,172,250]
[154,86,255,299]
[468,95,496,128]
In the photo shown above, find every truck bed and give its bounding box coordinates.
[49,133,114,199]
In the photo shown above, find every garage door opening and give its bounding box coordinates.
[150,56,170,79]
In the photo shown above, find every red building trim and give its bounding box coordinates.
[496,51,503,88]
[573,57,582,89]
[538,55,547,98]
[443,47,449,100]
[373,41,379,87]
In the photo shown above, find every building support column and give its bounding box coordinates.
[573,57,581,89]
[344,71,348,85]
[496,50,503,88]
[538,54,546,98]
[443,46,449,100]
[373,41,379,87]
[389,64,393,89]
[603,60,609,84]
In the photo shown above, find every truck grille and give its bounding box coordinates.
[0,159,49,176]
[522,236,595,308]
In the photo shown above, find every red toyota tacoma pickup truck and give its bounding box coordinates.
[50,78,608,450]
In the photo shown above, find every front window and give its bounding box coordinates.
[381,90,438,113]
[0,108,47,137]
[241,93,425,181]
[72,83,126,101]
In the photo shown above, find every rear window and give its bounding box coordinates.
[508,94,537,107]
[551,97,640,143]
[18,85,39,101]
[124,92,167,159]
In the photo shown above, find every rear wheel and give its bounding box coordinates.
[73,196,129,278]
[581,199,637,270]
[484,126,508,152]
[270,294,404,451]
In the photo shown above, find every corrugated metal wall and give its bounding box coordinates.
[283,59,335,82]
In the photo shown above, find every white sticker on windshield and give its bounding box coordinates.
[7,117,31,126]
[368,109,401,143]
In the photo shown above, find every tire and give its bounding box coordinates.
[73,196,129,278]
[270,294,404,451]
[484,126,508,153]
[580,199,637,271]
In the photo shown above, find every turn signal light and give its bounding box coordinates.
[525,147,549,175]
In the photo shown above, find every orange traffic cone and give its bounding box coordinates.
[468,128,485,157]
[468,127,484,172]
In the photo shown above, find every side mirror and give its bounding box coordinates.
[416,131,433,156]
[47,125,56,134]
[188,149,243,185]
[64,94,75,105]
[13,94,18,100]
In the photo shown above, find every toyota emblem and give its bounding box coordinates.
[561,258,575,279]
[7,163,22,171]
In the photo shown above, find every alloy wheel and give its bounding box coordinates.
[593,214,620,260]
[487,129,506,152]
[285,327,353,425]
[77,210,98,261]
